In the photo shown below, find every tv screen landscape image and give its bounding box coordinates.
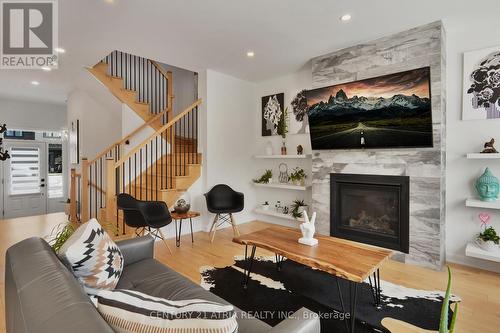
[306,67,433,150]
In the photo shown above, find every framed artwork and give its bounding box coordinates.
[306,67,433,149]
[261,93,284,136]
[463,46,500,120]
[290,90,310,134]
[69,119,80,164]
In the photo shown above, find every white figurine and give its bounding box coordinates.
[298,211,318,246]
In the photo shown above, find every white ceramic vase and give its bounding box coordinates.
[476,238,499,252]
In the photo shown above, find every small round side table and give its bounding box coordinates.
[170,211,200,247]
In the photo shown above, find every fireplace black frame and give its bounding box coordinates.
[330,173,409,253]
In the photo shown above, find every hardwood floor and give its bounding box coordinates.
[1,213,499,332]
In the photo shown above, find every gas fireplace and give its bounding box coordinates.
[330,173,409,253]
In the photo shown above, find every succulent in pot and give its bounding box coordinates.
[173,191,191,214]
[476,226,500,252]
[261,201,270,211]
[289,167,307,186]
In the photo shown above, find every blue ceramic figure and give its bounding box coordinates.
[475,167,500,202]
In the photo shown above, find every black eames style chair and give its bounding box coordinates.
[204,184,244,242]
[117,193,173,254]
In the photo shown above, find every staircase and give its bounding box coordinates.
[70,50,202,235]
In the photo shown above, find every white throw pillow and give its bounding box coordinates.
[97,289,238,333]
[59,218,123,294]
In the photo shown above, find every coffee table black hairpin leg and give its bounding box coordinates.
[242,245,256,289]
[275,254,285,271]
[336,278,359,333]
[368,268,382,307]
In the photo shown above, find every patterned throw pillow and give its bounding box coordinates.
[97,289,238,333]
[59,218,123,294]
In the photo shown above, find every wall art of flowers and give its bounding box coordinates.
[463,46,500,120]
[262,93,284,136]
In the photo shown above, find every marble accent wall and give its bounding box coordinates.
[311,22,446,270]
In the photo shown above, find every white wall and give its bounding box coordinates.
[252,68,313,226]
[159,63,198,115]
[66,88,122,162]
[204,70,257,228]
[0,96,66,131]
[446,21,500,272]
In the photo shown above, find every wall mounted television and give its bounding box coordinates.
[306,67,433,150]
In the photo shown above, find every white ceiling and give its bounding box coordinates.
[0,0,498,105]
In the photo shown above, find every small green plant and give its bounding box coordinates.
[253,169,273,184]
[263,201,269,205]
[47,223,75,253]
[289,168,307,182]
[291,199,308,219]
[292,210,303,219]
[277,106,289,139]
[478,226,500,244]
[439,266,458,333]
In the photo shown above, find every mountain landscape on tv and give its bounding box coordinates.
[306,67,433,149]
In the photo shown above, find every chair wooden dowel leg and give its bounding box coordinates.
[210,214,218,243]
[158,228,173,255]
[230,213,240,237]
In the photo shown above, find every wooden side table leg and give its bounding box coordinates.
[189,218,194,243]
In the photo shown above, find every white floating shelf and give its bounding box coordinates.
[254,154,312,159]
[465,198,500,210]
[465,242,500,263]
[466,153,500,159]
[254,208,303,222]
[253,182,311,191]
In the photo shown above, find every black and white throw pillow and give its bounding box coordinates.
[97,289,238,333]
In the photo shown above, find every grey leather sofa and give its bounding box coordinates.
[5,236,320,333]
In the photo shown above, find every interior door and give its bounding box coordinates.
[3,141,47,219]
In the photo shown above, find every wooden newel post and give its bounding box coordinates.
[81,158,89,222]
[105,158,116,223]
[69,169,77,223]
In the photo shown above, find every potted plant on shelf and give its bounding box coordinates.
[261,201,270,211]
[253,169,273,184]
[289,167,307,186]
[291,200,307,220]
[476,212,500,252]
[477,226,500,252]
[277,107,289,155]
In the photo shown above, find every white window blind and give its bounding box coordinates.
[10,147,41,195]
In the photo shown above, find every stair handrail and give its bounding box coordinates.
[88,108,169,164]
[114,98,202,168]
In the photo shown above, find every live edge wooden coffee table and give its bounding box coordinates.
[233,226,392,333]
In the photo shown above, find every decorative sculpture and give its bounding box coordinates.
[298,211,318,246]
[481,138,498,153]
[296,144,303,155]
[475,167,499,201]
[278,163,289,183]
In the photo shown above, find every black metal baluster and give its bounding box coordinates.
[134,153,137,198]
[156,136,158,200]
[140,149,143,200]
[145,144,148,201]
[150,140,153,200]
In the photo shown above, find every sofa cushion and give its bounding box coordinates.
[96,289,238,333]
[59,219,123,294]
[119,258,272,333]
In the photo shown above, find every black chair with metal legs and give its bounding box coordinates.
[117,193,173,254]
[204,184,244,242]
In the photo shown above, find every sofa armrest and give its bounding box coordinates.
[267,308,320,333]
[116,236,154,267]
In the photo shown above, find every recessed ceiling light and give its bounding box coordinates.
[54,47,65,54]
[31,81,40,86]
[41,66,51,71]
[246,51,255,58]
[340,14,352,22]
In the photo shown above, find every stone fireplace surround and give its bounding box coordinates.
[310,22,446,270]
